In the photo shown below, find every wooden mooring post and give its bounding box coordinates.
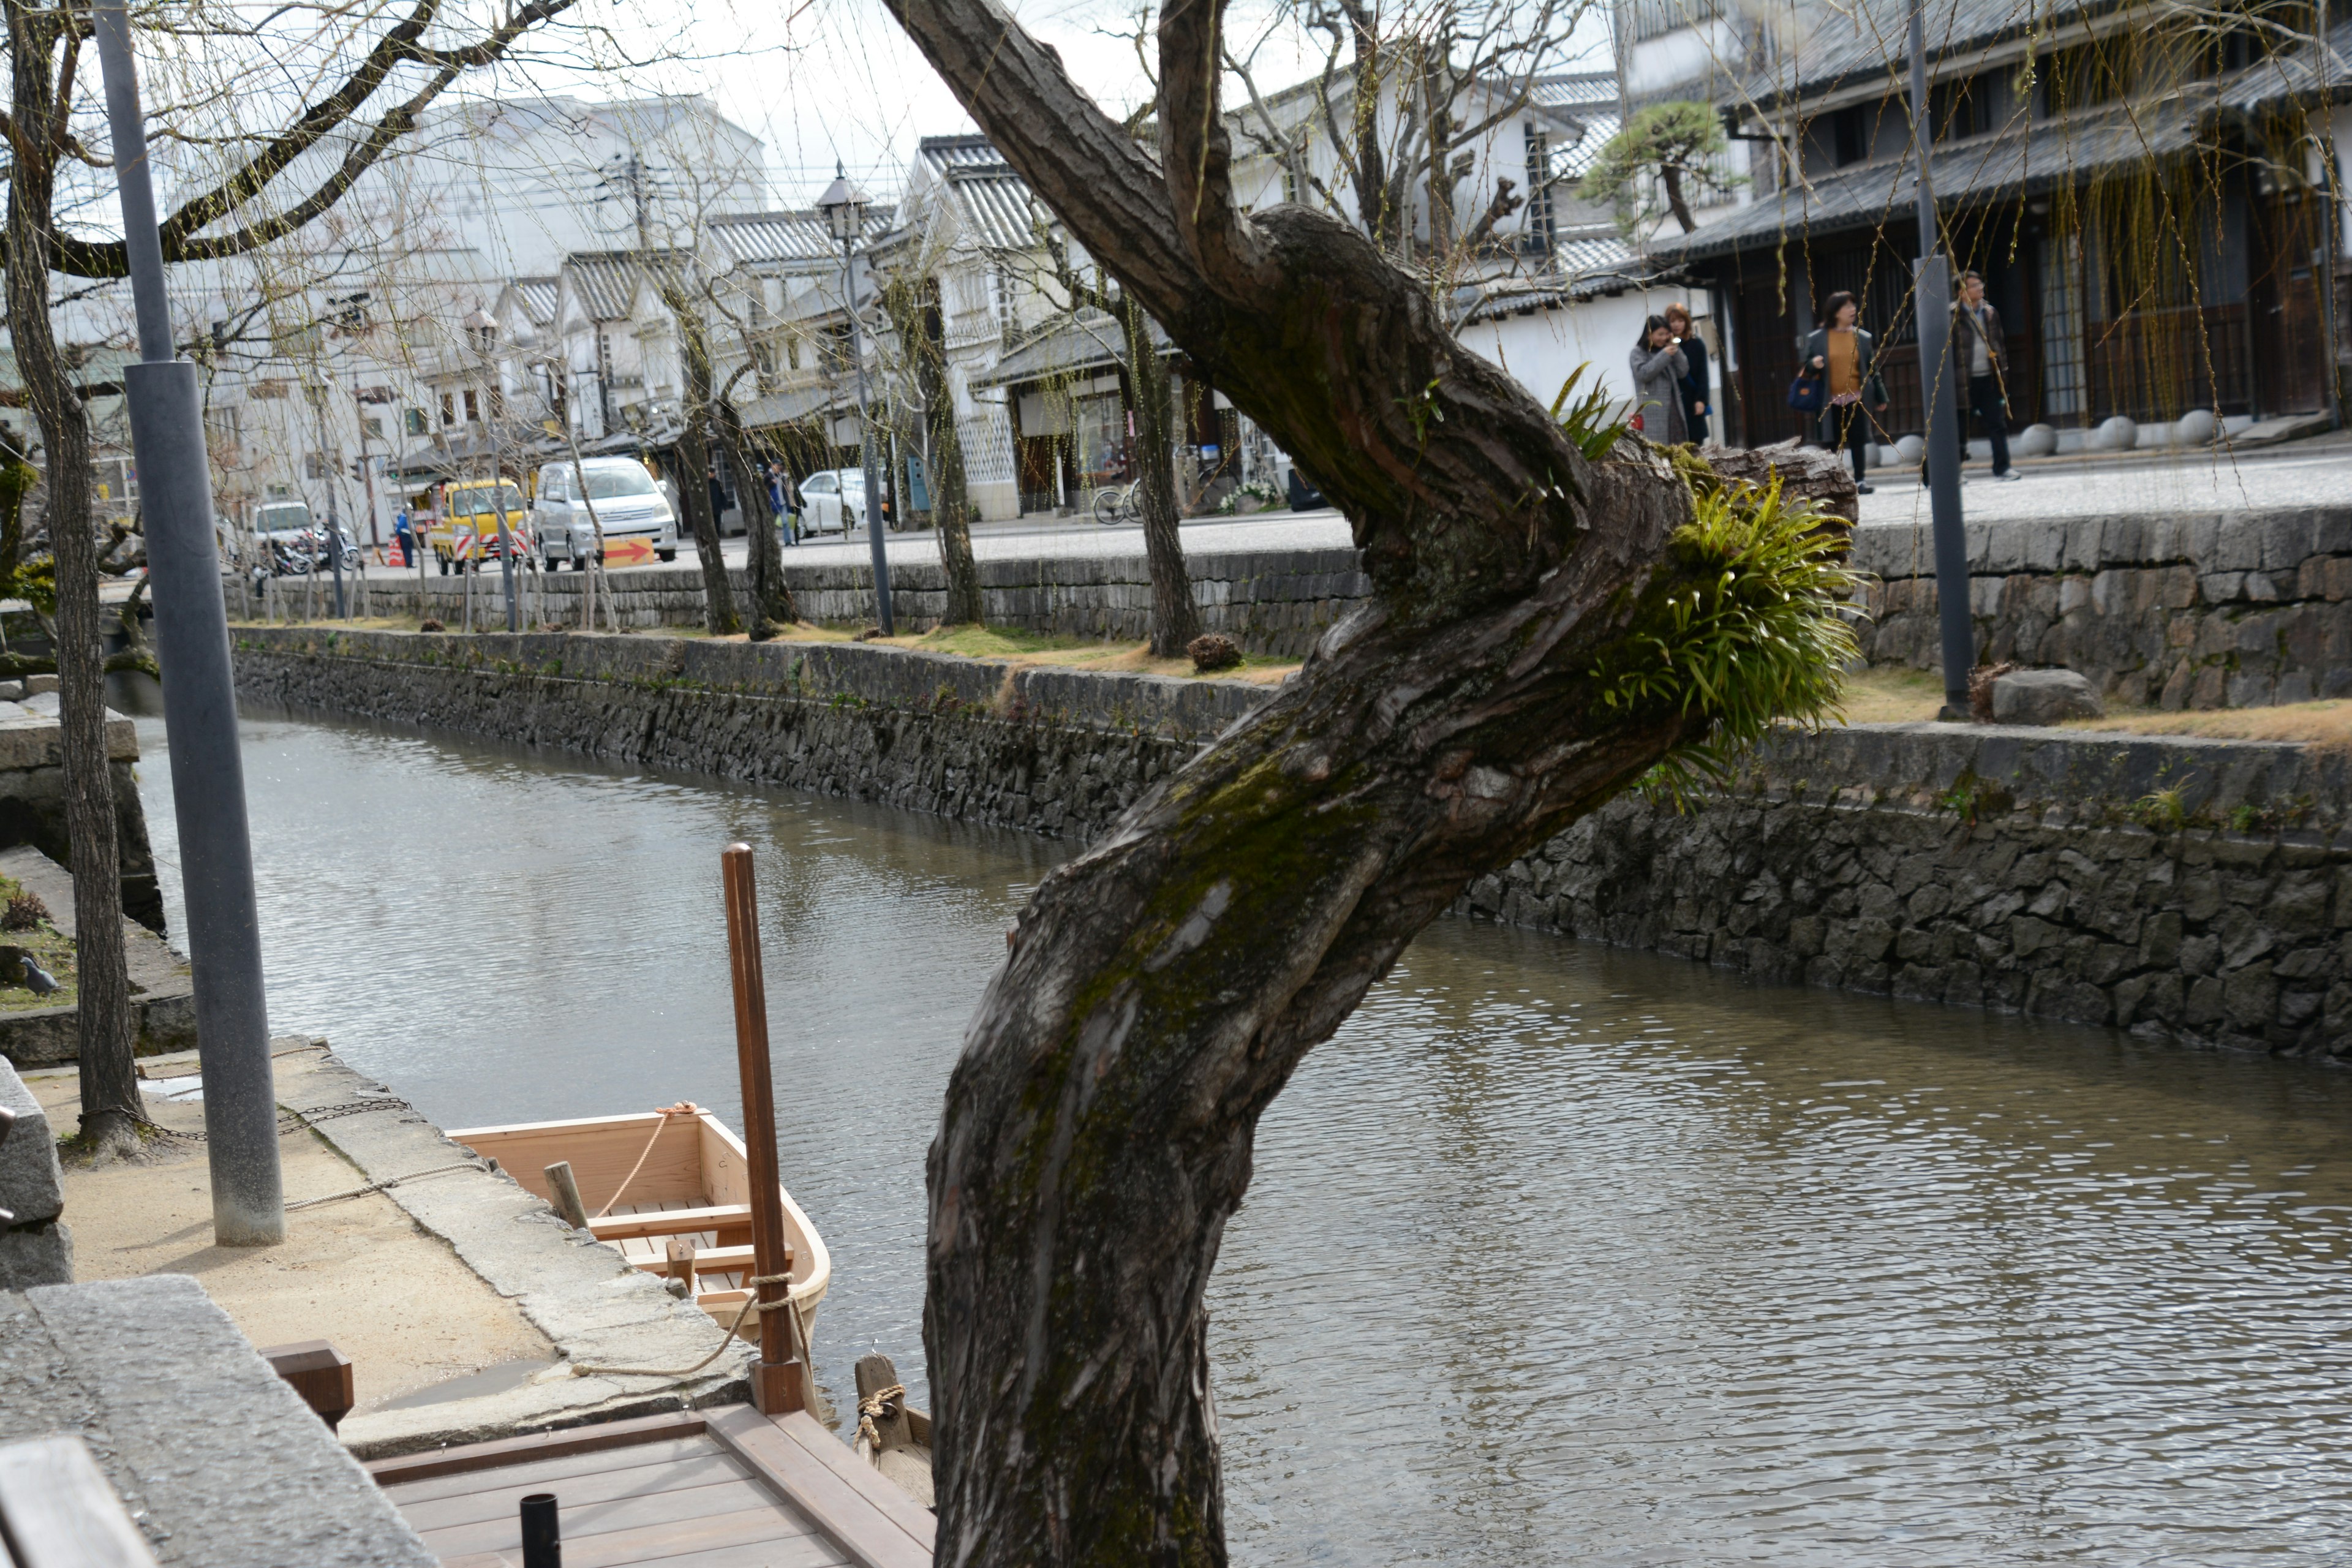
[720,843,806,1415]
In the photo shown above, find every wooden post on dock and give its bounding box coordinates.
[720,843,805,1415]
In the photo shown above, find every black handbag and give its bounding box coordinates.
[1787,367,1825,415]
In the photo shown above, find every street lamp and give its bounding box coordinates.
[816,164,893,635]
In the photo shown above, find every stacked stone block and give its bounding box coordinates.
[1857,506,2352,709]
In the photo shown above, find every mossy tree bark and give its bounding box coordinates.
[881,0,1773,1561]
[6,0,138,1157]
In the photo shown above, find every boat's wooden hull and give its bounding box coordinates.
[449,1108,831,1340]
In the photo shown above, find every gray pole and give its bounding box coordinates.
[323,473,346,619]
[92,0,283,1244]
[843,235,894,634]
[1910,0,1973,719]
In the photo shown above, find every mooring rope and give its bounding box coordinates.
[571,1271,799,1380]
[856,1381,908,1453]
[285,1161,481,1211]
[590,1102,701,1219]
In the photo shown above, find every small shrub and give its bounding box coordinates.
[1188,633,1242,673]
[3,890,50,932]
[2134,785,2192,832]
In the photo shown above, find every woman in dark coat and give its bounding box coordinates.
[1664,303,1709,444]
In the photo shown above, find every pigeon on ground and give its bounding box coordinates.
[20,956,59,995]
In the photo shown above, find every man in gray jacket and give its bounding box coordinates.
[1952,271,2019,481]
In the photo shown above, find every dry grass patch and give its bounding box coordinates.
[2061,700,2352,748]
[1833,666,1947,726]
[780,622,1298,683]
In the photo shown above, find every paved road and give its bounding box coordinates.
[366,436,2347,587]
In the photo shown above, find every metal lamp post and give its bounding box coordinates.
[817,166,893,635]
[1910,0,1974,720]
[92,0,284,1243]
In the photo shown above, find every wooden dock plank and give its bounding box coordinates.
[416,1477,793,1556]
[767,1412,937,1553]
[373,1403,923,1568]
[398,1449,752,1532]
[366,1410,707,1487]
[705,1407,931,1568]
[381,1434,721,1506]
[429,1502,846,1568]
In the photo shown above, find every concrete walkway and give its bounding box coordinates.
[398,433,2346,584]
[28,1043,757,1457]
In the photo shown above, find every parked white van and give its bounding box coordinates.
[531,458,679,568]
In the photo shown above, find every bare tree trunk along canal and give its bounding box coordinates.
[129,695,2352,1565]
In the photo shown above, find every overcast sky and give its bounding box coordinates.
[528,0,1615,207]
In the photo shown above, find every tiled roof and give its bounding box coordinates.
[1649,94,2205,262]
[916,134,1002,175]
[563,251,685,320]
[943,165,1044,250]
[976,310,1171,387]
[510,277,559,328]
[2218,17,2352,111]
[735,381,846,429]
[1736,0,2117,112]
[709,208,894,266]
[1531,70,1621,119]
[899,136,1047,252]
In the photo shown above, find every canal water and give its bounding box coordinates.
[130,699,2352,1565]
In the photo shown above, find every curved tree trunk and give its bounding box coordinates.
[717,399,796,635]
[880,0,1831,1562]
[885,276,984,625]
[7,0,138,1158]
[668,295,741,638]
[1118,299,1199,657]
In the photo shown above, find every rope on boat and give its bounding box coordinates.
[590,1102,701,1219]
[856,1381,908,1455]
[285,1161,482,1211]
[570,1271,799,1381]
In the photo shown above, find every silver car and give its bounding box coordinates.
[532,458,679,568]
[798,469,870,536]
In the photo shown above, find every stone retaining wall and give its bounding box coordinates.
[231,627,1262,841]
[242,544,1371,658]
[1855,505,2352,709]
[264,503,2352,709]
[235,627,2352,1057]
[1470,723,2352,1057]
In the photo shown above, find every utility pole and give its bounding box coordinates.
[92,0,284,1245]
[1909,0,1973,720]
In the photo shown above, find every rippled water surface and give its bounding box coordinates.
[132,698,2352,1565]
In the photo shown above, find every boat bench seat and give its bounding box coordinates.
[586,1203,754,1242]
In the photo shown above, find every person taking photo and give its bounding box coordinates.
[1629,315,1690,445]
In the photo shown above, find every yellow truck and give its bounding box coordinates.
[426,478,529,574]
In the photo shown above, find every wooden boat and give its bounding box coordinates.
[852,1353,934,1510]
[448,1104,831,1343]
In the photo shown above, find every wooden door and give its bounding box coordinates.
[2252,186,2329,416]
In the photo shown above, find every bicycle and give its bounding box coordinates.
[1091,483,1139,526]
